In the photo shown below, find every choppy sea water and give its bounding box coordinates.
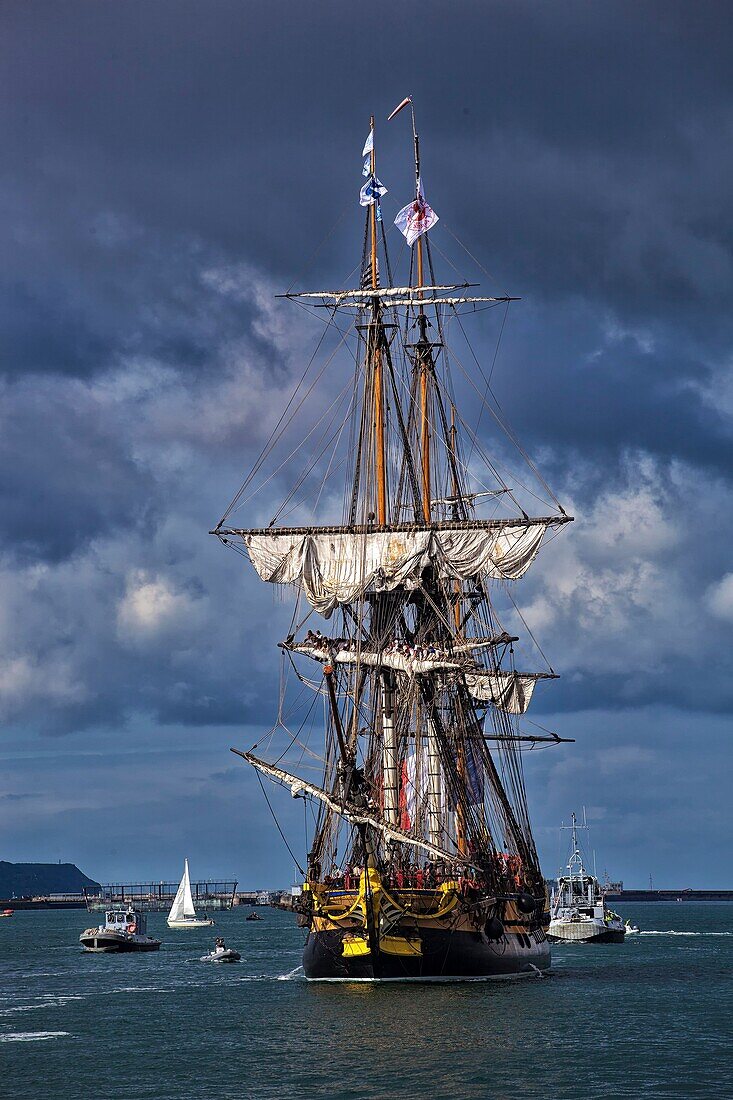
[1,903,731,1099]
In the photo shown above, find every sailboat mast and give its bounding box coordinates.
[412,114,431,524]
[365,115,396,826]
[450,404,462,636]
[418,291,431,522]
[369,115,388,525]
[369,115,378,291]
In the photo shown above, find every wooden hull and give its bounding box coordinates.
[303,925,550,980]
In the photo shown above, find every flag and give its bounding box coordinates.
[400,752,419,831]
[394,177,439,246]
[362,156,371,178]
[465,738,484,805]
[361,258,377,289]
[387,96,412,122]
[360,175,388,207]
[362,130,373,157]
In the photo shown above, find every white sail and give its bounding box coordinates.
[240,522,554,617]
[168,859,197,922]
[291,644,460,675]
[464,671,554,715]
[281,283,475,300]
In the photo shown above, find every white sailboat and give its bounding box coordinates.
[167,859,215,928]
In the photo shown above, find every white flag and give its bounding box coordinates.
[394,177,439,246]
[362,156,371,178]
[362,130,373,157]
[360,175,387,207]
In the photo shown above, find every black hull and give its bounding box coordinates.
[303,927,550,980]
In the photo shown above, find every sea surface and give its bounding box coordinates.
[1,903,731,1099]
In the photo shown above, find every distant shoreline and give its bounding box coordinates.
[606,891,733,902]
[3,889,732,910]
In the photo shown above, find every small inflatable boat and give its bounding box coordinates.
[200,948,241,963]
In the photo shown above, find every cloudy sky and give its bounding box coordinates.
[2,1,732,889]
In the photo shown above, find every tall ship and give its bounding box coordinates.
[215,100,574,979]
[548,813,625,944]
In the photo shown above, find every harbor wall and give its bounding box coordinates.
[605,890,733,902]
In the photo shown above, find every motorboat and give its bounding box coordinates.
[167,859,215,928]
[245,911,264,921]
[200,942,241,963]
[0,908,13,918]
[80,908,161,952]
[548,814,625,944]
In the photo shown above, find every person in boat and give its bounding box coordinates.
[214,937,226,953]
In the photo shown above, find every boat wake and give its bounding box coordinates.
[638,930,732,936]
[277,965,305,981]
[0,988,171,1016]
[0,1031,70,1042]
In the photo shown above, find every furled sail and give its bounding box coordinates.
[168,858,196,922]
[228,520,563,616]
[464,671,556,715]
[290,644,460,675]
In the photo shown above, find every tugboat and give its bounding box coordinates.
[79,907,161,952]
[548,813,625,944]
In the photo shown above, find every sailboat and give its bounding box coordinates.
[167,859,215,928]
[216,99,575,979]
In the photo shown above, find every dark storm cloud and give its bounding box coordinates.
[2,0,731,481]
[4,2,732,316]
[2,1,732,881]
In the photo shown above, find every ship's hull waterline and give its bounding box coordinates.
[79,932,161,953]
[548,924,625,945]
[303,926,550,980]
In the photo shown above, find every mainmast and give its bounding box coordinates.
[389,97,432,523]
[413,117,431,524]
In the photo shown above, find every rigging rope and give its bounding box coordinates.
[254,770,305,877]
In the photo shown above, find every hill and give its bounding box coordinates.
[0,861,101,897]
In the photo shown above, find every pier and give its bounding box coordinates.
[84,880,239,912]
